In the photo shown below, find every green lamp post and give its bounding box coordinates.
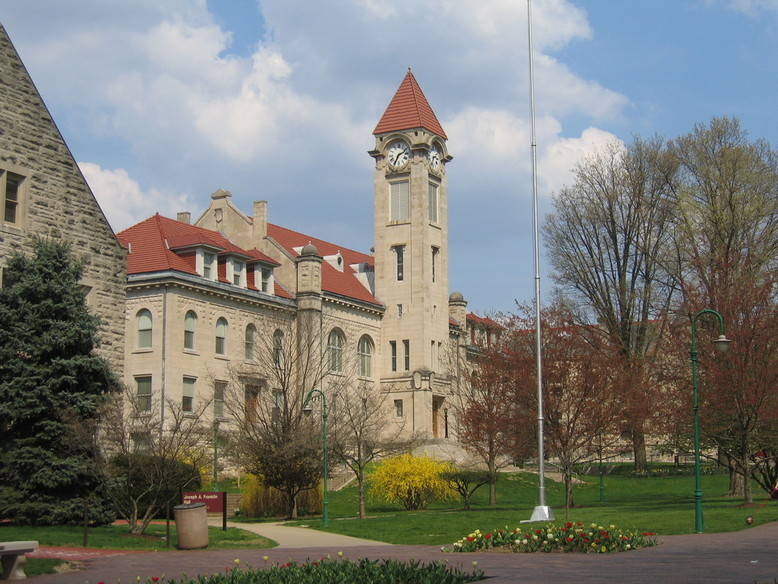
[303,388,329,528]
[690,309,731,534]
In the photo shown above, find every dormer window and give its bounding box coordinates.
[230,258,246,287]
[256,265,274,295]
[198,250,217,280]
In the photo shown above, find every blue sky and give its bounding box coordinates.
[1,0,776,315]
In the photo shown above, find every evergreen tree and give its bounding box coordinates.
[0,238,118,525]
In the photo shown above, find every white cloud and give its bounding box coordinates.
[79,163,194,233]
[725,0,778,16]
[539,127,621,197]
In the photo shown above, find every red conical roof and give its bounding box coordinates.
[373,69,447,139]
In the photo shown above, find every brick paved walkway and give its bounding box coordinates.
[25,521,778,584]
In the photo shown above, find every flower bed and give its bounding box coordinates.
[445,522,658,554]
[120,556,485,584]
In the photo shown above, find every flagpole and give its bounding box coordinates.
[523,0,554,524]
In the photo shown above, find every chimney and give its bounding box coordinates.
[177,212,191,224]
[253,200,268,242]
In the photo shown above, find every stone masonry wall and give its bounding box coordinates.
[0,24,126,376]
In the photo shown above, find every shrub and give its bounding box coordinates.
[440,468,497,510]
[370,454,453,510]
[240,474,322,518]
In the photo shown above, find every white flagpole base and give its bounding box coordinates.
[521,505,555,523]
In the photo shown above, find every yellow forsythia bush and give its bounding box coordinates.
[370,454,454,510]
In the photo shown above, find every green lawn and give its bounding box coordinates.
[0,523,273,551]
[9,468,778,577]
[290,469,778,545]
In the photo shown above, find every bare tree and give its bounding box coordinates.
[543,136,678,469]
[222,315,325,518]
[88,387,211,535]
[328,380,418,518]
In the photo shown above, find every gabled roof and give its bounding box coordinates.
[373,69,447,139]
[267,223,381,307]
[117,215,285,295]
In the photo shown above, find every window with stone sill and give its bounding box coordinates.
[1,169,25,226]
[215,317,228,356]
[182,376,196,413]
[136,309,153,349]
[358,335,374,378]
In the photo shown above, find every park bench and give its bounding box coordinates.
[0,541,39,580]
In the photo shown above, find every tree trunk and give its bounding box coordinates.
[632,429,648,471]
[564,468,574,508]
[728,466,744,497]
[739,452,753,505]
[358,474,366,519]
[488,461,497,506]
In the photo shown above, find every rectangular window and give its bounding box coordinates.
[260,267,272,293]
[214,381,226,418]
[232,260,244,286]
[244,382,261,424]
[131,432,150,452]
[390,180,409,221]
[431,247,439,283]
[428,182,438,223]
[183,377,196,412]
[397,304,403,317]
[393,245,405,281]
[136,376,152,412]
[394,399,404,418]
[203,252,215,279]
[390,341,397,372]
[3,171,23,224]
[403,339,410,371]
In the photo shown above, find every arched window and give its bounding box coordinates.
[136,309,152,349]
[215,317,228,356]
[328,329,345,373]
[272,329,284,367]
[357,335,374,378]
[245,324,257,361]
[184,310,197,351]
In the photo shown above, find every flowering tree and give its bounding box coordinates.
[456,342,535,505]
[666,117,778,503]
[505,301,627,508]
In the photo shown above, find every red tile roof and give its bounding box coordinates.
[117,214,377,307]
[373,69,447,139]
[117,214,289,297]
[267,223,381,307]
[467,313,504,329]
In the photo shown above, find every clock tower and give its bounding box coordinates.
[370,69,453,438]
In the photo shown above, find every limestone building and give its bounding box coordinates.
[0,24,126,372]
[119,70,494,444]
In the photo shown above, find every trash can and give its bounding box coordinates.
[173,503,209,549]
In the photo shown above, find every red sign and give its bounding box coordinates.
[182,492,225,513]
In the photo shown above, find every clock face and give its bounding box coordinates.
[428,145,441,170]
[387,140,410,168]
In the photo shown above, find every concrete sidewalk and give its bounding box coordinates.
[207,517,392,548]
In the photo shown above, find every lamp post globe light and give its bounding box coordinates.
[690,309,731,534]
[303,388,329,528]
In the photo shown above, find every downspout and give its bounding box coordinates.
[160,285,168,442]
